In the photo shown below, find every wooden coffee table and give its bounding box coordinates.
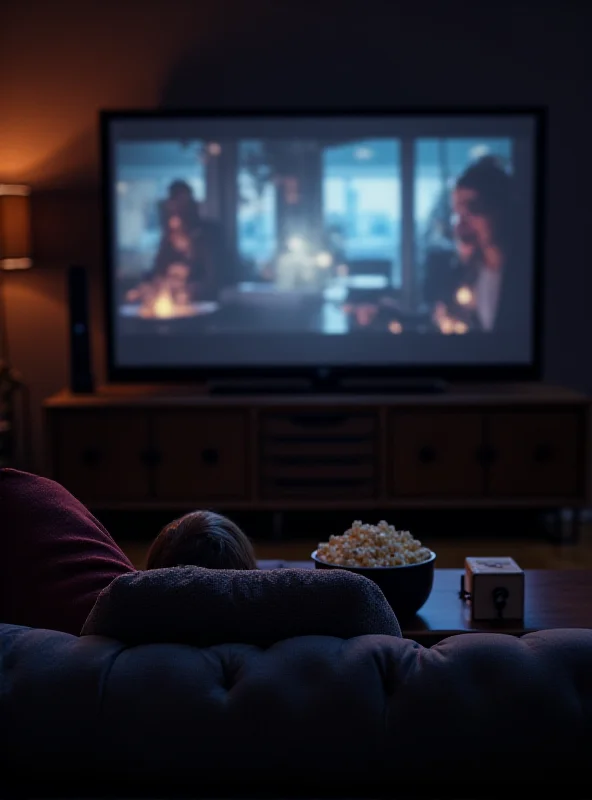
[258,561,592,645]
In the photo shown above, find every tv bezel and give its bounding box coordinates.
[101,107,546,385]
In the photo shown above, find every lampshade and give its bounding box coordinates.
[0,185,32,270]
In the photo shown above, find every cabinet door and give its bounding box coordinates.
[391,412,484,497]
[153,411,248,502]
[52,411,151,504]
[487,411,583,498]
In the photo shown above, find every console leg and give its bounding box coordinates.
[570,508,582,545]
[272,511,284,540]
[548,509,562,543]
[550,508,581,545]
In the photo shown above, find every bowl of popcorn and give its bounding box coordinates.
[312,520,435,618]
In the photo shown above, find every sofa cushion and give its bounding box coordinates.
[0,468,136,634]
[81,564,402,644]
[1,623,592,795]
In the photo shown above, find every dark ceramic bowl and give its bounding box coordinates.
[311,549,436,620]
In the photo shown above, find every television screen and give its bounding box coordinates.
[103,111,541,377]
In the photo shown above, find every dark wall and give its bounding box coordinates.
[2,0,591,471]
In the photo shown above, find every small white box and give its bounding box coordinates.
[464,557,525,621]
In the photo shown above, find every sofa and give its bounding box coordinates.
[2,623,592,796]
[1,469,592,796]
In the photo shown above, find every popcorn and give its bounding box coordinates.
[316,520,431,568]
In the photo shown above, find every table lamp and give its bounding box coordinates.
[0,184,32,468]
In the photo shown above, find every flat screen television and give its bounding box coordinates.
[101,108,544,384]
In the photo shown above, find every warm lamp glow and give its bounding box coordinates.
[0,185,32,270]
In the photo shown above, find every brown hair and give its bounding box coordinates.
[145,510,258,571]
[455,154,513,245]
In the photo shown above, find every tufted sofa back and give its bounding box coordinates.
[1,623,592,795]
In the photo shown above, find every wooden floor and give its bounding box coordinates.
[120,522,592,571]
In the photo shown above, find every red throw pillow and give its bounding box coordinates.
[0,468,136,634]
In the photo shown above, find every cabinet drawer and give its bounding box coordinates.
[260,410,378,500]
[262,412,377,439]
[51,411,151,503]
[487,411,583,498]
[390,411,484,497]
[153,411,248,501]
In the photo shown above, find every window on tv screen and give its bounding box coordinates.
[105,112,539,370]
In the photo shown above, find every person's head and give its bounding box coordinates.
[169,180,195,205]
[166,180,200,228]
[452,155,512,264]
[145,510,258,571]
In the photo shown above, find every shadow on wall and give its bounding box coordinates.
[30,182,107,385]
[159,3,538,110]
